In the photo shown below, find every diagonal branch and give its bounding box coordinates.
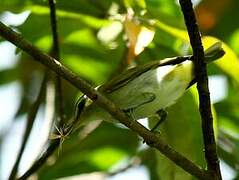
[179,0,222,179]
[0,21,209,179]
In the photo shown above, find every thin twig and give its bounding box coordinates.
[8,74,47,180]
[48,0,65,125]
[179,0,222,179]
[0,21,210,179]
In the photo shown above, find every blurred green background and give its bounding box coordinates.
[0,0,239,179]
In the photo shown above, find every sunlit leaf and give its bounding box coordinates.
[26,5,109,29]
[124,0,146,9]
[89,147,127,170]
[154,20,188,42]
[124,10,155,63]
[146,0,182,21]
[229,29,239,54]
[35,35,52,52]
[135,26,155,54]
[65,29,99,48]
[62,55,109,84]
[97,21,123,44]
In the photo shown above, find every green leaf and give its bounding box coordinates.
[35,35,52,52]
[29,0,105,17]
[154,20,188,42]
[146,0,182,22]
[27,5,109,29]
[124,0,146,9]
[97,21,123,44]
[88,147,126,170]
[62,54,110,84]
[0,68,18,85]
[149,90,205,179]
[18,14,51,43]
[0,0,29,12]
[64,29,100,49]
[229,28,239,55]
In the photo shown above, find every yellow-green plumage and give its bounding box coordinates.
[78,43,224,126]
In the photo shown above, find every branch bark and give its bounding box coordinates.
[179,0,222,179]
[0,21,209,179]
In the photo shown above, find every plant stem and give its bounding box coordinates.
[179,0,222,179]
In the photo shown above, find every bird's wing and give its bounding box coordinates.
[116,92,156,111]
[100,56,189,93]
[100,62,157,93]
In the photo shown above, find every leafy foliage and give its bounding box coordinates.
[1,0,239,179]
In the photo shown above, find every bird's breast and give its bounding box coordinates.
[133,60,194,119]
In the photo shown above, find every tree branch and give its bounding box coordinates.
[0,21,209,179]
[179,0,222,179]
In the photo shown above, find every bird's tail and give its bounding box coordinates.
[204,42,225,63]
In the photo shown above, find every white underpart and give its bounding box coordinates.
[156,65,175,82]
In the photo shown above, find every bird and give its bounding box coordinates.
[72,42,224,132]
